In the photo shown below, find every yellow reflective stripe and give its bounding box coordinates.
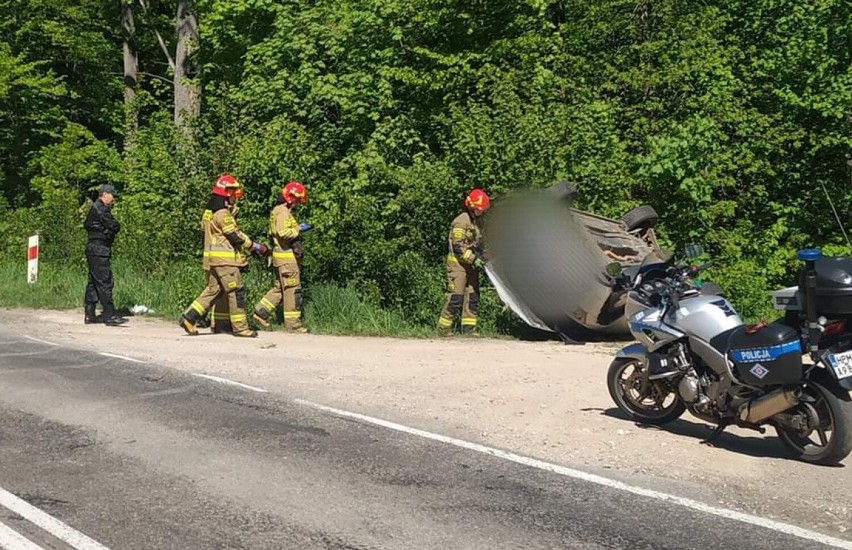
[461,249,475,261]
[447,255,459,263]
[230,314,247,322]
[461,317,478,326]
[222,225,237,233]
[437,317,452,328]
[202,210,213,221]
[273,250,296,259]
[259,298,276,310]
[190,301,205,315]
[203,251,244,258]
[212,313,230,320]
[451,228,466,239]
[283,311,302,319]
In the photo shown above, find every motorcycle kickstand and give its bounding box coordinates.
[700,422,730,446]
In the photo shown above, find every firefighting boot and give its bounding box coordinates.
[179,310,201,335]
[233,329,258,338]
[252,307,271,328]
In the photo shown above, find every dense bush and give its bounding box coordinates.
[1,0,850,328]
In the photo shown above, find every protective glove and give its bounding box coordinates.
[473,257,486,269]
[251,242,269,256]
[299,222,313,233]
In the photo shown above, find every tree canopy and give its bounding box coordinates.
[1,0,850,323]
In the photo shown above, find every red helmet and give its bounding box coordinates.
[212,174,243,199]
[464,188,490,211]
[281,181,307,205]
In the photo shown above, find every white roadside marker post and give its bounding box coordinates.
[27,234,39,284]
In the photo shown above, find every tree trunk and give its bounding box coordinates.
[121,0,138,150]
[174,0,200,131]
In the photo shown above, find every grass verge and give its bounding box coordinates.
[0,259,509,338]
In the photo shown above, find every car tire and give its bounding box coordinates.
[621,205,658,231]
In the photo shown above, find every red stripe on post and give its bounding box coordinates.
[28,246,38,261]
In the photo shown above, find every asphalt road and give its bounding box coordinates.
[0,334,846,550]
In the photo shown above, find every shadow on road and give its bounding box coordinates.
[601,407,794,461]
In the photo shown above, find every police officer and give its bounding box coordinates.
[437,188,491,334]
[83,184,127,326]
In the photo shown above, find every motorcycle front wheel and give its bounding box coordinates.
[775,372,852,465]
[607,358,685,425]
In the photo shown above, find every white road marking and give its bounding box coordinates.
[192,374,268,393]
[22,336,58,347]
[295,398,852,550]
[99,353,145,364]
[0,520,43,550]
[0,487,109,550]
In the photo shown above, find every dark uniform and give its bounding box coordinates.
[83,189,122,324]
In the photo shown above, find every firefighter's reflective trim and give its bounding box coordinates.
[447,254,460,263]
[230,313,248,323]
[283,311,302,319]
[190,301,205,315]
[259,297,276,311]
[437,316,453,329]
[212,312,230,321]
[461,317,478,326]
[451,228,466,239]
[285,276,299,286]
[273,249,296,260]
[461,249,475,262]
[204,251,245,259]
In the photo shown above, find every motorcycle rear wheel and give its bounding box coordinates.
[607,358,686,425]
[775,373,852,465]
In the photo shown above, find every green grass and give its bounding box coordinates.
[0,259,494,338]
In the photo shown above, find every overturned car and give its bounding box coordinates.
[483,183,668,339]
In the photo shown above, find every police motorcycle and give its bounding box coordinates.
[605,247,852,464]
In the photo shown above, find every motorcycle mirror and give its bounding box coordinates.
[683,243,704,259]
[605,262,623,277]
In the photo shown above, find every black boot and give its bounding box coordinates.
[84,304,101,324]
[102,304,128,327]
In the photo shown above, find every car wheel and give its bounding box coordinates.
[621,205,658,231]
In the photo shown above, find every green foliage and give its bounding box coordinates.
[1,0,851,332]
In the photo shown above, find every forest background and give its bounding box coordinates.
[0,0,850,335]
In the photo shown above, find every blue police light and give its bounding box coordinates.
[797,248,823,262]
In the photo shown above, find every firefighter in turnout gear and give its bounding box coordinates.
[179,175,269,337]
[438,188,491,334]
[253,181,309,332]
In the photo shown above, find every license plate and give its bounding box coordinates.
[828,350,852,379]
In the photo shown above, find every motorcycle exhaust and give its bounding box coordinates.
[738,388,799,424]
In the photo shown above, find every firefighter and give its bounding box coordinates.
[438,188,491,334]
[83,184,127,326]
[179,175,269,337]
[252,181,310,332]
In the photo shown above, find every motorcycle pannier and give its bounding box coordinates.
[728,324,803,386]
[799,257,852,315]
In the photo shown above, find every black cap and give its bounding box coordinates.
[99,184,120,198]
